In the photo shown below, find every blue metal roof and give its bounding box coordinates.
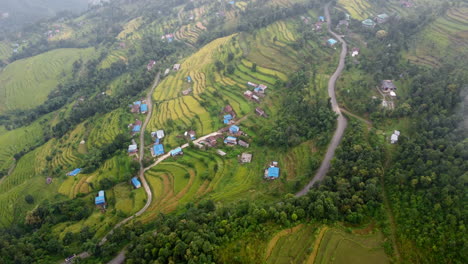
[319,16,325,21]
[134,101,141,105]
[170,147,183,156]
[224,114,233,120]
[131,177,141,188]
[95,196,105,205]
[140,104,148,112]
[328,39,338,45]
[268,167,280,178]
[68,168,81,176]
[98,190,105,197]
[230,125,240,133]
[132,125,141,132]
[153,144,165,156]
[223,119,230,124]
[187,76,192,81]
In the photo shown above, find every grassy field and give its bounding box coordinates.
[314,225,389,264]
[0,41,12,61]
[0,48,95,113]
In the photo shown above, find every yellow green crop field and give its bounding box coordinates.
[0,41,12,61]
[338,0,373,20]
[0,48,95,113]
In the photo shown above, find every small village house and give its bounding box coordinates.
[375,13,390,24]
[185,130,196,140]
[247,82,258,87]
[229,125,240,134]
[95,190,106,206]
[46,177,53,184]
[238,140,249,148]
[240,153,252,163]
[362,19,376,28]
[318,16,325,22]
[381,80,397,93]
[67,168,81,176]
[390,91,397,97]
[223,105,236,117]
[255,107,267,117]
[170,147,183,157]
[204,136,218,147]
[244,90,253,99]
[216,149,227,156]
[254,84,268,94]
[156,130,165,139]
[351,47,360,57]
[173,64,181,71]
[391,130,401,144]
[224,136,237,145]
[252,95,260,103]
[131,177,142,189]
[128,143,138,156]
[164,68,170,76]
[152,144,165,157]
[147,60,156,71]
[223,114,233,124]
[182,88,192,95]
[140,104,148,114]
[264,165,280,180]
[187,76,192,83]
[327,38,338,47]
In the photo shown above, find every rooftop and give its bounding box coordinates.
[267,167,280,178]
[153,144,165,156]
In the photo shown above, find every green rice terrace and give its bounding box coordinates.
[0,0,465,263]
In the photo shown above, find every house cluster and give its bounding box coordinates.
[128,139,138,156]
[314,16,326,31]
[223,125,250,147]
[351,47,360,57]
[129,100,148,114]
[95,190,106,207]
[381,80,397,97]
[150,130,165,157]
[391,130,401,144]
[147,60,156,71]
[362,13,390,28]
[244,82,268,103]
[161,33,174,42]
[264,161,280,180]
[44,25,62,39]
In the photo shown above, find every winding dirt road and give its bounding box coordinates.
[296,3,348,197]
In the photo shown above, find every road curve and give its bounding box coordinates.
[296,3,348,197]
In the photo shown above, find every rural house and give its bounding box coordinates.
[327,38,338,47]
[203,136,218,147]
[147,60,156,71]
[381,80,397,92]
[362,19,376,28]
[173,64,181,71]
[156,130,165,139]
[255,107,267,117]
[351,47,360,57]
[254,84,268,94]
[319,16,325,22]
[264,163,280,180]
[128,143,138,156]
[67,168,81,176]
[223,114,233,124]
[224,136,237,145]
[95,190,106,206]
[247,82,258,87]
[244,90,253,98]
[216,149,227,156]
[223,105,236,117]
[132,177,141,189]
[391,130,400,144]
[252,95,260,102]
[240,153,252,163]
[185,130,196,140]
[170,147,183,157]
[152,144,165,156]
[229,125,240,134]
[140,104,148,114]
[375,13,390,24]
[238,140,249,148]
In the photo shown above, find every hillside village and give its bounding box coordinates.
[0,0,465,263]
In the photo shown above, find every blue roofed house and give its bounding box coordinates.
[132,125,141,133]
[223,114,233,124]
[95,190,106,206]
[140,104,148,114]
[267,167,280,179]
[131,177,142,188]
[229,125,240,134]
[375,13,389,24]
[67,168,81,176]
[187,76,192,82]
[327,38,338,46]
[170,147,183,157]
[362,18,376,28]
[319,16,325,22]
[224,136,237,145]
[153,144,165,156]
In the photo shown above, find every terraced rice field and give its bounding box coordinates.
[0,41,12,61]
[406,6,468,67]
[265,224,319,264]
[175,23,206,45]
[0,48,95,113]
[314,226,389,264]
[87,109,132,149]
[0,118,46,171]
[338,0,373,20]
[0,145,62,227]
[99,49,128,69]
[117,17,143,40]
